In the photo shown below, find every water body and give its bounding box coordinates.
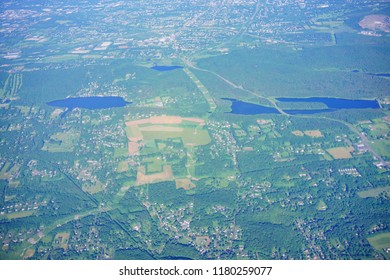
[351,70,390,77]
[276,97,380,110]
[222,98,280,115]
[283,109,336,115]
[151,65,183,71]
[47,96,131,110]
[223,97,379,116]
[368,73,390,77]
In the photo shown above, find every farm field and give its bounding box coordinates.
[327,147,354,159]
[358,186,390,198]
[368,232,390,259]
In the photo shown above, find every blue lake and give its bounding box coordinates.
[223,97,379,116]
[222,98,280,115]
[283,109,336,115]
[369,73,390,77]
[351,70,390,77]
[151,65,183,71]
[47,96,131,110]
[276,97,379,110]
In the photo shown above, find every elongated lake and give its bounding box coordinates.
[47,96,131,110]
[223,97,380,115]
[276,97,379,110]
[222,98,280,115]
[151,65,183,71]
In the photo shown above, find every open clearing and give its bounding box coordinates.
[140,125,183,132]
[292,130,304,136]
[358,186,390,198]
[367,232,390,258]
[2,211,35,220]
[125,116,210,186]
[23,248,35,259]
[372,140,390,159]
[50,108,65,119]
[128,141,142,155]
[304,130,323,138]
[125,116,210,156]
[145,156,164,173]
[0,162,20,180]
[53,232,70,250]
[42,130,80,153]
[117,161,129,172]
[175,178,196,190]
[82,180,105,194]
[195,236,211,249]
[135,165,173,186]
[327,146,354,159]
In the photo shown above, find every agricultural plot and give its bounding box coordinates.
[23,248,36,259]
[117,161,129,172]
[53,232,71,250]
[1,211,35,220]
[1,73,22,101]
[0,162,20,181]
[292,130,304,136]
[367,232,390,259]
[50,108,65,119]
[82,179,105,194]
[42,130,80,152]
[358,186,390,198]
[125,116,211,186]
[135,165,173,186]
[326,146,354,159]
[304,130,323,138]
[175,178,196,190]
[372,140,390,159]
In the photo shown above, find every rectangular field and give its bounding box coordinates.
[304,130,323,138]
[2,211,35,220]
[142,127,210,146]
[358,186,390,198]
[135,165,173,186]
[327,146,354,159]
[367,232,390,259]
[372,140,390,159]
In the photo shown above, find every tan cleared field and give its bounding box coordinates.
[327,146,354,159]
[125,115,210,157]
[126,116,206,127]
[182,117,206,125]
[128,141,142,155]
[195,236,211,248]
[292,130,304,136]
[50,108,65,119]
[175,178,196,190]
[140,125,183,132]
[304,130,323,138]
[135,165,173,186]
[23,248,35,259]
[53,232,70,250]
[127,116,182,126]
[125,116,210,185]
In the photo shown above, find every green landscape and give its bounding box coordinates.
[0,0,389,260]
